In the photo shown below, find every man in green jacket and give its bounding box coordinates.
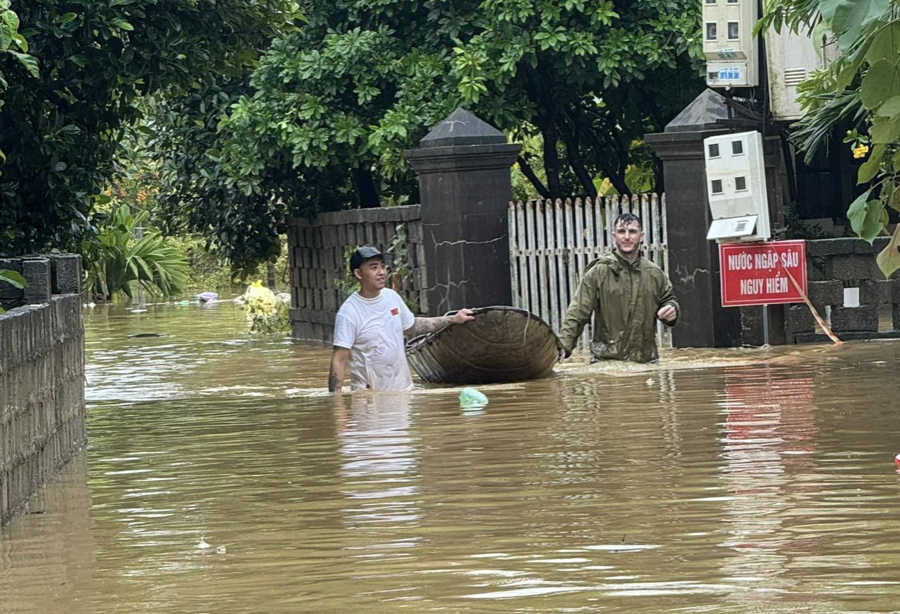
[558,213,678,363]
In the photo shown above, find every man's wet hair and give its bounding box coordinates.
[614,212,642,230]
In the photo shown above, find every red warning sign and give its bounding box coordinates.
[719,240,807,307]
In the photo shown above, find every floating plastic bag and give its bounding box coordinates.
[241,281,288,333]
[459,387,488,410]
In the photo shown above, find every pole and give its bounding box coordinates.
[762,304,769,346]
[134,226,145,308]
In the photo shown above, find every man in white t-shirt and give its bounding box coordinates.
[328,246,474,392]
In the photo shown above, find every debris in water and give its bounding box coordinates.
[459,387,488,410]
[197,536,211,549]
[895,453,900,468]
[127,333,167,339]
[645,378,654,386]
[216,545,227,555]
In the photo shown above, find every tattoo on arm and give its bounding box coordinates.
[329,347,349,392]
[404,316,453,338]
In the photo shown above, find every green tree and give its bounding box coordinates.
[154,1,470,270]
[177,0,700,269]
[0,0,300,256]
[217,1,468,206]
[761,0,900,276]
[453,0,703,197]
[0,0,37,174]
[148,77,347,272]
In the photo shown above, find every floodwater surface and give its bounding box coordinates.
[1,300,900,613]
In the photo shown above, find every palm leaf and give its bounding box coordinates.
[81,205,189,300]
[792,89,866,163]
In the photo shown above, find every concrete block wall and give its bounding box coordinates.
[286,205,426,343]
[787,238,900,343]
[0,255,85,526]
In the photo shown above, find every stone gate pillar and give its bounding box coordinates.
[405,108,521,315]
[645,90,742,348]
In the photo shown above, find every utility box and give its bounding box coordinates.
[704,131,771,243]
[766,26,837,121]
[703,0,759,88]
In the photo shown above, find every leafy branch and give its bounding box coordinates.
[765,0,900,276]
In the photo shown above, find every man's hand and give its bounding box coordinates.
[556,347,571,363]
[406,310,474,338]
[452,308,475,325]
[657,304,677,324]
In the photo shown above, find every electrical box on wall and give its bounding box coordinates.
[703,0,759,88]
[766,26,837,121]
[703,131,771,243]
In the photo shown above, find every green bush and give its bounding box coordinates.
[81,205,189,301]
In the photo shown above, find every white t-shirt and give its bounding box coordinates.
[333,289,416,391]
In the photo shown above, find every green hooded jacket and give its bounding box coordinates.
[558,252,678,363]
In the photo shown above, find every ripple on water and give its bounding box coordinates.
[2,303,900,613]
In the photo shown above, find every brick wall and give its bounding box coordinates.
[0,255,85,526]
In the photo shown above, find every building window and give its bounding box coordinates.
[706,23,717,40]
[708,143,720,158]
[705,0,717,3]
[732,140,744,155]
[712,179,723,194]
[735,176,747,191]
[727,0,739,3]
[728,22,740,40]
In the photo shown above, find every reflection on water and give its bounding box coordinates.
[1,301,900,613]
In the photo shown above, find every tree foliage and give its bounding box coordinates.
[0,0,300,256]
[166,0,701,269]
[761,0,900,277]
[0,0,37,168]
[453,0,703,197]
[220,0,702,201]
[82,205,189,301]
[153,1,471,270]
[217,1,468,205]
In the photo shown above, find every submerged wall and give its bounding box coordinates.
[0,255,85,526]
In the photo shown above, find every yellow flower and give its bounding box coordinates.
[853,144,870,159]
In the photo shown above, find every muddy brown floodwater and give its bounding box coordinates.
[1,300,900,613]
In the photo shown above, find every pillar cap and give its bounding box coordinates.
[419,108,508,148]
[664,89,729,133]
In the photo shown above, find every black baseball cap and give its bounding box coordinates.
[349,246,385,272]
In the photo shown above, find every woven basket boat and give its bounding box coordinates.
[405,306,561,385]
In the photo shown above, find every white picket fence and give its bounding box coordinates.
[508,193,670,351]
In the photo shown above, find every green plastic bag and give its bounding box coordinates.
[459,387,488,409]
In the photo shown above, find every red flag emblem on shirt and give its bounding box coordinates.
[391,308,399,316]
